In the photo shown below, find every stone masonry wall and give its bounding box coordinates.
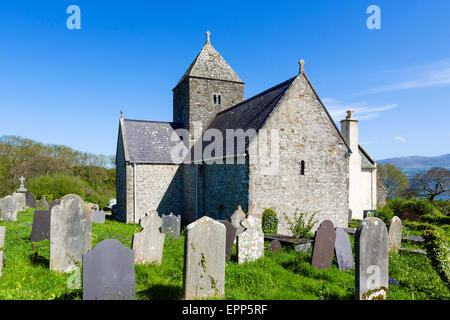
[248,74,350,234]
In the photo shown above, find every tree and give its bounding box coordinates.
[377,163,409,199]
[409,167,449,202]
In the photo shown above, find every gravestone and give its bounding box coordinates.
[161,212,181,239]
[26,193,36,208]
[237,215,264,264]
[92,210,106,224]
[132,211,165,265]
[268,239,281,252]
[0,196,18,221]
[230,205,246,235]
[0,226,5,277]
[31,210,51,243]
[83,239,135,300]
[334,227,354,271]
[183,216,226,299]
[388,216,402,252]
[217,220,237,262]
[12,192,26,212]
[311,220,336,270]
[41,196,49,209]
[294,241,312,252]
[49,198,61,212]
[355,217,389,300]
[50,194,92,273]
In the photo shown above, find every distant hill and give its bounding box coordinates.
[377,154,450,178]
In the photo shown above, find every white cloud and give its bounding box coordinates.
[323,98,398,121]
[393,136,407,143]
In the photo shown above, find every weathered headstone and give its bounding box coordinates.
[31,210,51,243]
[294,241,312,252]
[41,196,49,209]
[50,194,92,273]
[334,227,354,271]
[0,196,18,221]
[26,193,36,208]
[0,226,5,277]
[388,216,402,252]
[83,239,135,300]
[161,212,181,239]
[12,192,26,212]
[355,217,389,300]
[230,205,246,235]
[237,215,264,263]
[132,211,165,265]
[49,198,61,213]
[183,216,226,299]
[311,220,336,270]
[268,239,281,252]
[92,210,106,224]
[217,220,237,262]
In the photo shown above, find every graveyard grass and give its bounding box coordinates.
[0,209,449,300]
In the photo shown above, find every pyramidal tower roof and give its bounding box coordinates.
[174,31,243,89]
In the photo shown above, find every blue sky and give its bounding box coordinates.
[0,0,449,160]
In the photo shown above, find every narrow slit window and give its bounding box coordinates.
[300,161,305,175]
[213,94,217,104]
[218,95,221,104]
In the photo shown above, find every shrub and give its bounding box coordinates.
[28,174,86,200]
[402,199,438,216]
[262,208,278,235]
[376,206,394,224]
[421,214,450,226]
[403,221,439,232]
[422,229,450,285]
[281,209,318,240]
[385,197,407,216]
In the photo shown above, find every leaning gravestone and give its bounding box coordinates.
[26,193,36,208]
[388,216,402,252]
[355,217,389,300]
[92,210,106,224]
[268,239,281,252]
[31,210,51,243]
[132,211,165,265]
[161,212,181,239]
[217,220,237,262]
[311,220,336,270]
[230,205,246,235]
[50,194,92,273]
[183,216,226,299]
[334,227,354,271]
[49,198,61,213]
[0,196,18,221]
[237,215,264,264]
[83,239,135,300]
[0,226,5,276]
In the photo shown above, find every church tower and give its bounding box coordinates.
[173,31,245,147]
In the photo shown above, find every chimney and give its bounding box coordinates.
[340,109,358,152]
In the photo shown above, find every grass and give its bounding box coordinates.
[0,208,448,300]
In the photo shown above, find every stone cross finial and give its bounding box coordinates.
[20,176,25,186]
[120,110,123,119]
[206,31,211,43]
[299,59,305,73]
[346,109,354,119]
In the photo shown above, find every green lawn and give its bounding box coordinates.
[0,208,448,300]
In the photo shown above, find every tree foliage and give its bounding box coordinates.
[376,163,409,199]
[409,167,449,202]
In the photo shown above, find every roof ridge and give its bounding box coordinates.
[123,119,182,125]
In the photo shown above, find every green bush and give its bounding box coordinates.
[423,229,450,285]
[281,209,318,240]
[386,197,407,216]
[421,214,450,226]
[402,199,438,216]
[403,221,439,232]
[262,208,278,235]
[376,206,394,224]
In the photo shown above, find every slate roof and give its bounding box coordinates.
[122,119,183,164]
[359,144,376,169]
[188,77,296,162]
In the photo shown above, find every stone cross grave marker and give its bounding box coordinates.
[49,198,61,213]
[388,216,402,252]
[31,210,51,244]
[230,205,246,235]
[0,196,18,221]
[26,193,36,208]
[311,220,336,270]
[161,212,181,239]
[92,210,106,224]
[268,239,281,252]
[355,217,389,300]
[334,227,354,271]
[132,211,165,265]
[50,194,92,273]
[237,215,264,264]
[83,239,135,300]
[217,220,237,262]
[183,216,226,299]
[0,226,5,277]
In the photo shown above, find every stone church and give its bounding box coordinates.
[115,32,377,233]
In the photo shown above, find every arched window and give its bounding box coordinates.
[300,161,305,175]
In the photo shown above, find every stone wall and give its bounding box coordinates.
[248,74,350,234]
